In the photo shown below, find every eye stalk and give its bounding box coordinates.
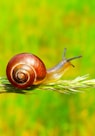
[43,48,82,83]
[63,48,82,62]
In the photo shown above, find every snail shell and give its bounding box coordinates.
[6,53,46,89]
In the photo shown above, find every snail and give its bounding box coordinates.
[6,48,82,89]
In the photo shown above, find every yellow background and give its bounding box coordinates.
[0,0,95,136]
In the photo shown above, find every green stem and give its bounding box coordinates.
[0,75,95,94]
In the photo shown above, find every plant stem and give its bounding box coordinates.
[0,75,95,94]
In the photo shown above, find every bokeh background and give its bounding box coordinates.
[0,0,95,135]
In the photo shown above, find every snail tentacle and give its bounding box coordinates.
[43,48,82,83]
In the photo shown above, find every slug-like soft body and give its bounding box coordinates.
[6,49,82,89]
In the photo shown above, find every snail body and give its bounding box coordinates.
[6,49,82,89]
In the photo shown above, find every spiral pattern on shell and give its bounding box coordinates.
[6,53,47,89]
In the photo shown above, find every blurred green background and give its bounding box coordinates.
[0,0,95,135]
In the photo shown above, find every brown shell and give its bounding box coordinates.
[6,53,47,89]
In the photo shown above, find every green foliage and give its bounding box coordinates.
[0,0,95,135]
